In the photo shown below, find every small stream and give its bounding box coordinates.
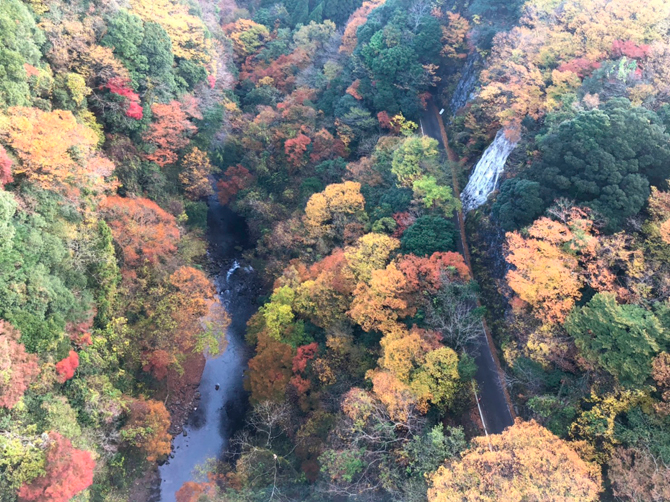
[157,200,257,502]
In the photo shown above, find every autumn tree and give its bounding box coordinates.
[145,266,225,361]
[176,481,217,502]
[143,100,198,167]
[348,263,413,332]
[121,398,172,462]
[505,217,583,323]
[397,252,470,293]
[285,133,312,171]
[391,136,440,188]
[217,165,253,205]
[55,351,79,383]
[343,233,400,283]
[0,107,114,193]
[130,0,213,65]
[428,420,602,502]
[441,13,470,62]
[224,19,270,63]
[0,321,39,409]
[246,331,294,403]
[179,147,213,200]
[99,196,180,269]
[0,144,13,187]
[608,447,670,502]
[339,0,387,55]
[304,181,366,242]
[17,432,95,502]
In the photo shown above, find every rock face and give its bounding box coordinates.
[461,129,519,212]
[450,52,481,115]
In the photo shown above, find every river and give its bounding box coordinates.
[157,200,257,502]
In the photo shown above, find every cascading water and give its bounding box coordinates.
[450,52,481,115]
[461,129,519,212]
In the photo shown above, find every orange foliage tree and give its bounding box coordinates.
[340,0,387,55]
[0,321,39,409]
[99,196,180,269]
[505,217,583,323]
[176,481,217,502]
[246,331,294,403]
[140,266,225,375]
[0,107,113,193]
[441,12,470,62]
[17,432,95,502]
[397,252,470,293]
[0,144,13,186]
[348,263,413,333]
[144,101,198,167]
[158,266,221,352]
[428,420,602,502]
[121,398,172,462]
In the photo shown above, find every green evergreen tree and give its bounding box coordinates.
[565,293,669,386]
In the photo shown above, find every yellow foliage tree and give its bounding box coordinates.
[343,233,400,283]
[130,0,213,65]
[179,148,214,200]
[0,107,113,194]
[428,420,602,502]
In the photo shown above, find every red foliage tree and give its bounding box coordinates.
[143,101,197,167]
[285,133,311,171]
[17,432,95,502]
[99,196,180,269]
[292,342,319,373]
[0,321,39,409]
[310,129,337,163]
[612,40,651,59]
[391,212,416,238]
[55,351,79,383]
[216,165,253,205]
[557,58,601,78]
[0,145,13,186]
[102,77,143,120]
[142,349,172,380]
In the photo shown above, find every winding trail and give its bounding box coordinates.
[421,102,515,434]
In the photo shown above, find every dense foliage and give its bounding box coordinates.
[3,0,670,500]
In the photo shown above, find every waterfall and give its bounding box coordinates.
[461,129,518,212]
[225,260,240,282]
[450,52,481,115]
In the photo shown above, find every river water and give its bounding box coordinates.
[157,202,256,502]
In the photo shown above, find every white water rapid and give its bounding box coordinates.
[460,129,518,212]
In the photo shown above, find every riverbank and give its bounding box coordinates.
[149,198,259,502]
